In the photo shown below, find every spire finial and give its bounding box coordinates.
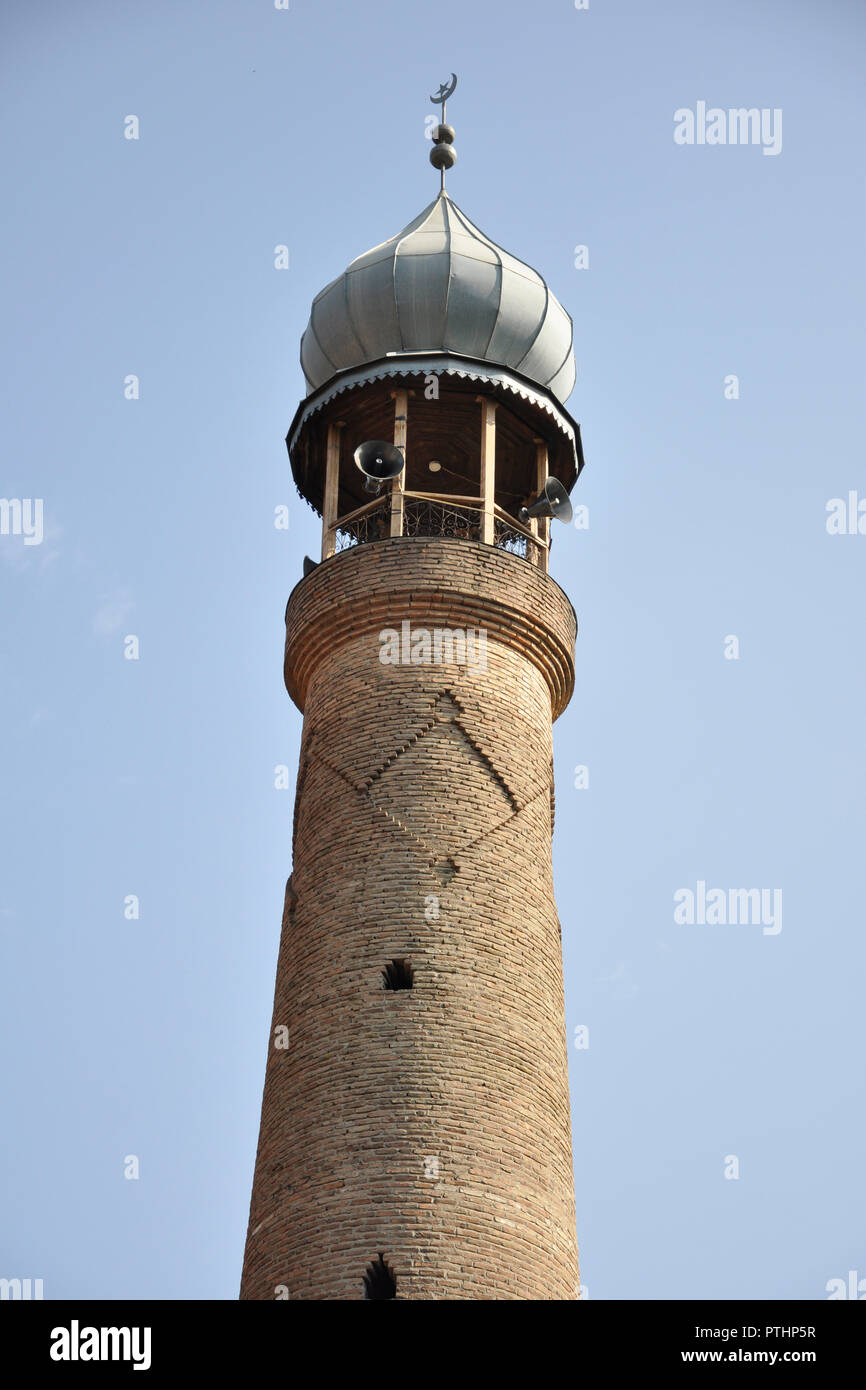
[429,73,457,193]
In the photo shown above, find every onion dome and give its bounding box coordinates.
[300,192,576,406]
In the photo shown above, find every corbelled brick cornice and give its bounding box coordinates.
[284,537,577,720]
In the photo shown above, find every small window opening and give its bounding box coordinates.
[363,1252,396,1300]
[382,958,414,991]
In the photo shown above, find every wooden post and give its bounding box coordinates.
[479,397,497,546]
[534,438,550,574]
[390,389,408,538]
[321,422,343,560]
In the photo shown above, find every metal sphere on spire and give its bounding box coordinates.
[429,73,457,190]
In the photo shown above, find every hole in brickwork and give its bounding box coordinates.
[382,958,414,991]
[432,857,457,885]
[363,1252,397,1300]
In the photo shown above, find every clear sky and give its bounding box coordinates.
[1,0,863,1300]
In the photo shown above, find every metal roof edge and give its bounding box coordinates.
[285,353,583,462]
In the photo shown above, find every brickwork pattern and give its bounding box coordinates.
[240,539,579,1300]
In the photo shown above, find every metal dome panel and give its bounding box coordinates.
[300,193,577,405]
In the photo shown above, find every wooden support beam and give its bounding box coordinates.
[321,422,343,560]
[534,438,550,574]
[390,389,408,538]
[479,397,497,546]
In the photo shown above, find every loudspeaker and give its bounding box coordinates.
[302,555,319,577]
[519,476,573,525]
[353,439,405,493]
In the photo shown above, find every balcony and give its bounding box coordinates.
[332,491,549,570]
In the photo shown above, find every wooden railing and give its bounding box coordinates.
[328,490,549,570]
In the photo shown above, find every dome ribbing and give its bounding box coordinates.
[300,192,576,405]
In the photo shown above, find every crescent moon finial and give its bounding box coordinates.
[430,73,457,106]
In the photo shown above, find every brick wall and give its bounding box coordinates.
[240,538,580,1300]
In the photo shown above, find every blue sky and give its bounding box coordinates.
[1,0,863,1299]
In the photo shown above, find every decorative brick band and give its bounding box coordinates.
[284,538,577,719]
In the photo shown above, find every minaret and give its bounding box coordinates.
[241,81,586,1301]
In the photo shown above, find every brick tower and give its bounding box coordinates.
[241,87,586,1301]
